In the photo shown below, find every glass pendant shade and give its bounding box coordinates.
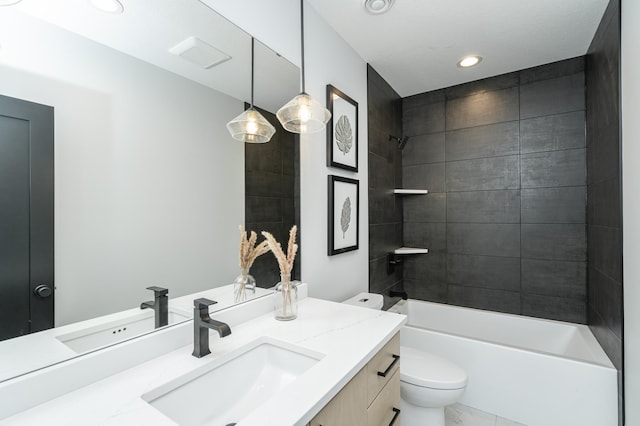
[226,107,275,143]
[276,92,331,134]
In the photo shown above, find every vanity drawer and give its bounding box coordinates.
[367,369,401,426]
[367,332,400,405]
[309,367,367,426]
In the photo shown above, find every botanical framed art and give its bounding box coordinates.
[328,175,359,255]
[326,84,358,172]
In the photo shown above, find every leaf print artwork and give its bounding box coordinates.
[341,197,351,238]
[335,115,353,155]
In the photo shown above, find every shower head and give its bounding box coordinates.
[389,135,409,150]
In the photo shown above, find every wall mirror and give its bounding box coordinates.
[0,0,299,382]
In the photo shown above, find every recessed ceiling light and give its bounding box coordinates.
[90,0,124,14]
[363,0,395,14]
[0,0,22,6]
[457,55,482,68]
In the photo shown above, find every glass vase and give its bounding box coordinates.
[233,268,256,303]
[274,273,297,321]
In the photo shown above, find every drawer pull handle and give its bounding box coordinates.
[377,354,400,377]
[389,407,401,426]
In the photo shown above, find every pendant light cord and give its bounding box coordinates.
[300,0,305,93]
[250,37,255,108]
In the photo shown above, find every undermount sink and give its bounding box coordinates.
[142,338,323,426]
[55,309,190,353]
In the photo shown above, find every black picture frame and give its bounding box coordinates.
[328,175,359,255]
[326,84,358,172]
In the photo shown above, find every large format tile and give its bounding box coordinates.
[588,177,621,228]
[404,222,447,253]
[521,186,586,224]
[403,96,445,136]
[520,56,585,85]
[447,190,520,223]
[588,225,622,282]
[404,253,447,282]
[446,155,519,192]
[447,223,520,257]
[448,285,521,314]
[245,137,282,174]
[522,293,586,323]
[591,266,623,340]
[404,279,447,303]
[445,72,519,100]
[446,87,519,130]
[521,224,586,261]
[521,259,586,299]
[520,111,586,154]
[369,188,400,225]
[245,170,282,197]
[369,257,402,295]
[403,163,445,192]
[447,253,520,291]
[521,148,586,188]
[369,151,396,190]
[403,192,446,222]
[245,196,282,223]
[520,73,585,119]
[445,121,519,161]
[370,223,403,260]
[402,132,445,165]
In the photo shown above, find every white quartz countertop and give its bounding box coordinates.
[2,297,406,426]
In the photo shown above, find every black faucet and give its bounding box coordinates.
[192,298,232,358]
[140,286,169,329]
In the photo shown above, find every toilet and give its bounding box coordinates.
[343,293,468,426]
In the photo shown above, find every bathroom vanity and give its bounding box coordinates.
[310,333,401,426]
[0,287,405,425]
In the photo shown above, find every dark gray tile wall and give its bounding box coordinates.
[245,106,300,286]
[368,65,404,308]
[400,57,588,321]
[586,0,623,417]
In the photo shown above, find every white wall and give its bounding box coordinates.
[622,1,639,423]
[206,0,370,302]
[0,11,245,325]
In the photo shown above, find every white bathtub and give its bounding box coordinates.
[390,299,618,426]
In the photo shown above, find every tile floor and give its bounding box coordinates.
[444,404,527,426]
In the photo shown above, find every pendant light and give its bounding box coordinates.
[276,0,331,133]
[226,37,276,143]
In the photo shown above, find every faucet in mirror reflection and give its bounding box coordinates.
[140,286,169,328]
[234,225,270,302]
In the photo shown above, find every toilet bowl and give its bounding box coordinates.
[400,346,467,426]
[343,293,468,426]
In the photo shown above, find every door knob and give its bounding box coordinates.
[33,284,52,298]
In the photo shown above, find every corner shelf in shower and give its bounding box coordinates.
[394,247,429,255]
[387,247,429,274]
[393,189,428,195]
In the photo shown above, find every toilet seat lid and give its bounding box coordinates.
[400,346,467,390]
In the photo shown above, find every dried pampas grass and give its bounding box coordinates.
[262,225,298,276]
[239,225,269,270]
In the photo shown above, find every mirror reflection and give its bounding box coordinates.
[0,0,299,382]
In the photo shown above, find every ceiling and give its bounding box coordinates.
[307,0,610,97]
[7,0,298,113]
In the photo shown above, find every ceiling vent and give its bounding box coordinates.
[169,36,231,69]
[363,0,395,14]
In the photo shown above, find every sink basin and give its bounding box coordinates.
[142,338,322,426]
[56,309,190,353]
